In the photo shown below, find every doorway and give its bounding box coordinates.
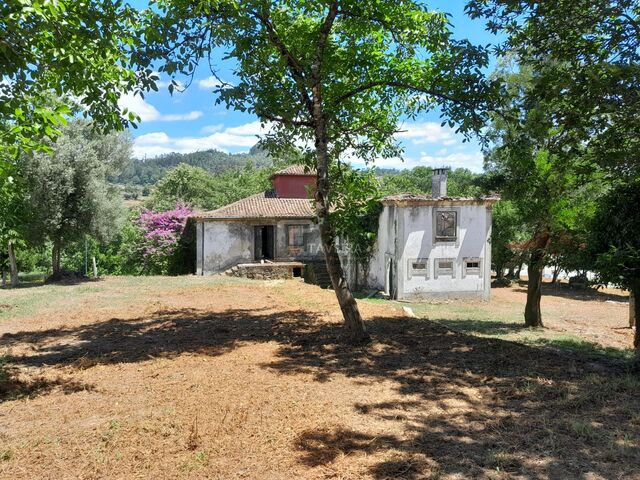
[254,225,275,260]
[385,256,396,299]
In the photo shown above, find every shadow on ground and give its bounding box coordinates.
[513,282,629,303]
[1,307,638,479]
[429,318,525,336]
[0,362,94,401]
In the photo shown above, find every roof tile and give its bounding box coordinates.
[272,164,316,176]
[198,191,315,219]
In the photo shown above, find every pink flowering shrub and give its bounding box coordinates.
[137,204,193,274]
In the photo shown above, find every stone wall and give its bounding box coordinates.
[225,262,305,280]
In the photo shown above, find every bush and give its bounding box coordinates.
[137,204,193,275]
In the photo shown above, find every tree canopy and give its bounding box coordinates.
[0,0,154,160]
[589,178,640,353]
[483,60,601,327]
[467,0,640,178]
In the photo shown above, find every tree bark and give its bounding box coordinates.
[515,263,523,280]
[630,287,636,329]
[631,282,640,363]
[52,242,62,280]
[8,241,19,287]
[1,270,6,288]
[524,243,547,327]
[496,263,505,280]
[312,94,368,344]
[551,265,560,284]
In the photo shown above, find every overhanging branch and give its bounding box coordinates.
[332,80,469,108]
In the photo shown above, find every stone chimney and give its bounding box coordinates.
[432,168,449,198]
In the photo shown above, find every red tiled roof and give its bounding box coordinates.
[272,164,316,176]
[197,191,315,219]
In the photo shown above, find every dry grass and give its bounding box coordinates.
[0,276,638,479]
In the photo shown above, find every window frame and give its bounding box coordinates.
[434,258,456,279]
[463,257,482,278]
[286,224,306,247]
[407,257,429,280]
[434,210,457,242]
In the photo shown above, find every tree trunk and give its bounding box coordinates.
[52,242,62,280]
[312,92,368,343]
[8,241,19,287]
[515,263,523,280]
[496,263,505,280]
[551,265,560,284]
[1,270,6,288]
[524,249,545,327]
[630,287,636,329]
[506,266,514,278]
[631,282,640,363]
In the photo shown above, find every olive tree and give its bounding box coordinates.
[24,121,130,279]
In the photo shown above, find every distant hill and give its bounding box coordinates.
[112,146,273,186]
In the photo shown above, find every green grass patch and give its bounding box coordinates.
[17,271,47,283]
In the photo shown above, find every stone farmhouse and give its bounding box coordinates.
[193,165,498,300]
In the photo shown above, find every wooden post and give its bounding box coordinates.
[8,241,19,287]
[630,290,636,329]
[92,257,98,279]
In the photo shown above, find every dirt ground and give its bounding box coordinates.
[0,277,638,479]
[402,282,635,355]
[499,283,634,349]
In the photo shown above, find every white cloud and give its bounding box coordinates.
[156,79,186,90]
[118,93,160,122]
[367,151,484,172]
[117,93,202,122]
[199,124,225,134]
[368,156,423,170]
[159,111,203,121]
[152,71,186,90]
[197,76,233,89]
[132,121,272,158]
[419,152,484,172]
[395,121,457,146]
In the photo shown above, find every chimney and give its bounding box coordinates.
[432,168,449,198]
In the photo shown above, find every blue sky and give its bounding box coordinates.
[124,1,499,172]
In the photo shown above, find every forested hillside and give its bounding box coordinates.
[111,146,272,186]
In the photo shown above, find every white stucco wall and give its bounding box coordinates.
[368,202,493,300]
[196,219,324,275]
[196,221,254,275]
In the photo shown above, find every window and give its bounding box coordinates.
[463,258,481,277]
[435,258,456,278]
[408,258,429,279]
[287,225,306,247]
[435,211,457,241]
